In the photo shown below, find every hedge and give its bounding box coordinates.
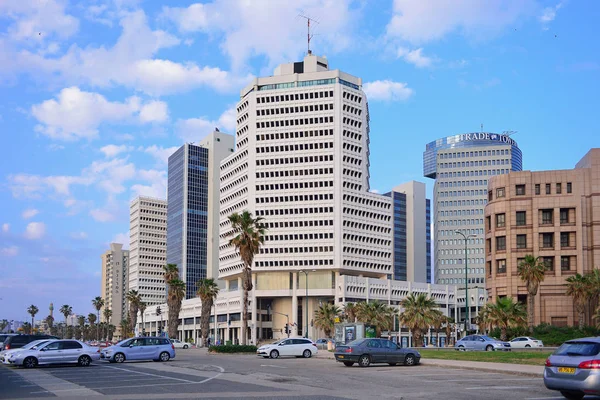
[488,323,600,346]
[208,345,257,353]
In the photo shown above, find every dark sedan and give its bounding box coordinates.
[334,338,421,367]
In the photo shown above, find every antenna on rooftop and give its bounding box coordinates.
[502,130,518,136]
[480,123,484,132]
[298,14,319,55]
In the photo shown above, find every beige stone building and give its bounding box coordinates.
[101,243,129,338]
[485,148,600,326]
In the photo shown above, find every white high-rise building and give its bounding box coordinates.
[100,243,129,335]
[128,196,168,306]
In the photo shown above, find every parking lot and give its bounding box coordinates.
[0,349,582,400]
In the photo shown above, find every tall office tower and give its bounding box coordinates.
[167,131,235,299]
[218,53,392,343]
[384,181,431,283]
[423,133,523,288]
[128,196,168,306]
[100,243,129,330]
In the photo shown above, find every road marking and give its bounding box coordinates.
[466,386,536,390]
[261,364,288,369]
[525,397,564,400]
[434,378,536,382]
[103,365,197,383]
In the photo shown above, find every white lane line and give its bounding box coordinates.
[103,365,196,383]
[466,386,536,390]
[525,397,564,400]
[261,365,288,369]
[433,378,536,382]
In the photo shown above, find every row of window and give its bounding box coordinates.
[139,201,167,209]
[439,209,484,217]
[487,232,576,252]
[439,229,484,236]
[257,116,333,129]
[441,268,484,275]
[255,259,334,267]
[257,90,334,103]
[437,199,487,208]
[256,129,333,141]
[487,208,575,229]
[343,220,392,234]
[439,179,489,188]
[440,277,485,285]
[439,258,485,266]
[256,168,333,179]
[264,232,334,242]
[440,247,484,256]
[438,238,484,246]
[343,194,391,210]
[256,180,333,191]
[256,102,334,116]
[256,193,334,204]
[259,246,334,254]
[257,142,334,153]
[440,149,511,159]
[492,182,573,199]
[343,233,390,246]
[490,255,576,274]
[257,154,333,167]
[439,218,484,227]
[438,189,487,198]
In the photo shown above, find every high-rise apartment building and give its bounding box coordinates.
[128,196,168,306]
[384,181,431,283]
[167,132,235,299]
[486,148,600,326]
[424,133,523,288]
[100,243,129,333]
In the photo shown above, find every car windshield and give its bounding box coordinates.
[23,340,48,350]
[555,342,600,357]
[480,336,496,341]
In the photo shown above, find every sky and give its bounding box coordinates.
[1,0,598,322]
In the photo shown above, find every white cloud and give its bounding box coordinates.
[8,173,93,198]
[90,208,116,222]
[70,231,88,240]
[386,0,536,44]
[100,144,133,158]
[363,80,415,102]
[396,47,435,68]
[162,1,358,70]
[111,232,130,250]
[369,189,380,194]
[1,0,79,41]
[144,145,179,165]
[22,208,39,219]
[131,169,167,199]
[24,222,46,239]
[539,3,562,26]
[2,223,9,233]
[1,246,18,257]
[176,107,237,142]
[84,158,137,194]
[31,87,169,141]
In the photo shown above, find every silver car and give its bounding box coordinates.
[1,339,51,364]
[544,337,600,400]
[7,339,100,368]
[454,335,511,351]
[100,337,175,363]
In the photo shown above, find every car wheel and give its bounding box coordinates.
[114,353,125,363]
[457,345,465,351]
[485,345,494,352]
[159,352,170,362]
[388,362,397,366]
[560,390,584,400]
[358,355,371,368]
[78,355,92,367]
[270,350,279,359]
[23,357,38,369]
[404,354,416,366]
[343,361,354,367]
[302,349,312,358]
[525,344,531,348]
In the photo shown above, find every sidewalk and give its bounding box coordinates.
[314,350,543,377]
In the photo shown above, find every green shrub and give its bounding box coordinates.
[489,323,600,346]
[208,344,257,353]
[185,338,194,344]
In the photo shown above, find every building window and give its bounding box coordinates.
[567,182,572,193]
[496,213,505,228]
[496,187,505,198]
[517,234,527,249]
[556,183,562,194]
[516,184,526,196]
[496,236,506,251]
[497,259,507,274]
[516,211,526,226]
[561,256,573,271]
[541,209,554,225]
[542,233,555,249]
[487,261,492,276]
[486,216,491,231]
[560,208,574,225]
[545,183,551,194]
[517,257,525,268]
[560,232,575,248]
[542,256,554,272]
[535,184,540,195]
[488,190,493,202]
[486,239,492,254]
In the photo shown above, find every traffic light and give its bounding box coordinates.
[284,324,289,336]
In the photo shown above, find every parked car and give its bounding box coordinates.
[334,338,420,368]
[257,338,318,359]
[1,339,52,364]
[100,337,175,363]
[170,339,191,349]
[6,339,100,368]
[1,334,59,351]
[0,334,18,345]
[510,336,544,348]
[544,337,600,400]
[454,335,511,351]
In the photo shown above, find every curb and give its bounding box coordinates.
[420,360,544,377]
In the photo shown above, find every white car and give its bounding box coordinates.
[257,338,318,359]
[7,339,101,368]
[170,339,190,349]
[0,339,51,364]
[509,336,544,348]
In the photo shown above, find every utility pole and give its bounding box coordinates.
[298,14,318,55]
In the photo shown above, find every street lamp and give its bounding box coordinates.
[454,230,476,334]
[299,269,316,338]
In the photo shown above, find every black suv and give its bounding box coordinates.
[1,334,59,351]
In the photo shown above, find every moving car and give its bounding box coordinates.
[100,337,175,363]
[1,339,52,364]
[510,336,544,348]
[544,337,600,400]
[257,338,318,359]
[1,334,59,351]
[334,338,420,368]
[454,335,511,351]
[6,339,100,368]
[170,339,190,349]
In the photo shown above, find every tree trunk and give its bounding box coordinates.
[578,308,585,330]
[500,327,507,342]
[527,292,535,333]
[241,268,253,346]
[200,298,212,347]
[129,306,138,334]
[168,298,182,340]
[412,328,421,347]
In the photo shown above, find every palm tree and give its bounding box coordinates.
[484,297,527,341]
[566,273,589,329]
[166,279,185,340]
[163,263,180,283]
[314,303,341,338]
[517,255,546,332]
[45,315,54,334]
[343,303,358,323]
[398,293,439,347]
[59,305,72,338]
[88,312,97,340]
[197,278,220,347]
[443,316,455,347]
[120,318,130,339]
[92,296,105,340]
[0,319,8,333]
[355,301,396,337]
[77,316,86,340]
[126,290,142,334]
[227,211,266,345]
[430,310,444,347]
[138,301,147,336]
[21,322,32,334]
[103,309,112,339]
[27,305,39,331]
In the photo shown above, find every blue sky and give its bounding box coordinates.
[1,0,598,322]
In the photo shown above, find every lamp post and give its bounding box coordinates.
[454,231,476,334]
[299,270,316,338]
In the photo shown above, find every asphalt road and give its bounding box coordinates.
[0,349,590,400]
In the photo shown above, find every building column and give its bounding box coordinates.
[292,272,298,338]
[251,274,257,345]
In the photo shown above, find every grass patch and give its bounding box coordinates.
[418,349,552,366]
[208,344,257,354]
